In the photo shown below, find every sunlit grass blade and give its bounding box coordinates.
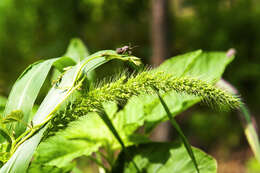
[217,79,260,162]
[240,103,260,162]
[3,59,56,137]
[98,109,141,173]
[0,64,81,173]
[152,86,200,173]
[0,126,46,173]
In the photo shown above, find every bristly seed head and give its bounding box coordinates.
[48,70,241,134]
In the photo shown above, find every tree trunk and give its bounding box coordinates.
[150,0,171,141]
[151,0,170,66]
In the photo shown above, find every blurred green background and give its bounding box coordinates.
[0,0,260,172]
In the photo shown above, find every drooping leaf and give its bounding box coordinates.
[2,38,90,139]
[3,60,56,137]
[52,57,76,73]
[0,64,86,172]
[53,38,89,72]
[111,142,217,173]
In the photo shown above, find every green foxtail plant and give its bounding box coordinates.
[0,39,250,173]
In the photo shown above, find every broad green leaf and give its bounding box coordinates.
[183,52,234,82]
[31,102,149,168]
[143,51,235,131]
[112,142,217,173]
[32,111,119,168]
[156,50,202,77]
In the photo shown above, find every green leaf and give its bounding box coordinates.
[3,60,56,137]
[31,101,148,169]
[31,112,117,168]
[52,57,76,73]
[156,50,202,77]
[143,50,235,131]
[64,38,89,62]
[2,55,79,138]
[2,38,90,138]
[53,38,89,72]
[183,52,234,82]
[112,142,217,173]
[0,62,80,171]
[157,50,234,82]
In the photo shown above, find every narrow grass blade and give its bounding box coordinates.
[153,87,200,173]
[217,79,260,162]
[3,60,56,137]
[0,65,80,173]
[0,126,46,173]
[98,110,140,173]
[240,104,260,162]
